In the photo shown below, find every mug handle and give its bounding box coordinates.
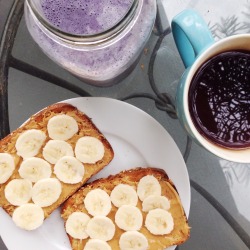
[171,9,214,68]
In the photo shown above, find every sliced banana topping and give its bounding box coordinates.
[119,231,149,250]
[18,157,52,183]
[4,179,32,206]
[137,175,161,201]
[84,189,111,217]
[47,114,78,141]
[66,211,90,240]
[43,140,74,164]
[0,153,15,184]
[115,205,143,231]
[84,239,111,250]
[31,178,62,207]
[15,129,46,159]
[145,208,174,235]
[12,203,44,231]
[142,195,170,212]
[86,216,115,241]
[75,136,105,164]
[110,184,138,208]
[54,156,84,184]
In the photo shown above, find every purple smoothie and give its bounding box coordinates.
[25,0,156,85]
[41,0,134,35]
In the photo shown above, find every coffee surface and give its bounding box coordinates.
[41,0,134,35]
[189,51,250,149]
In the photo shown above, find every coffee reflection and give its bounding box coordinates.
[188,50,250,149]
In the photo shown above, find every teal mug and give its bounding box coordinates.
[172,9,250,163]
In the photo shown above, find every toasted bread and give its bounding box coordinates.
[0,103,114,219]
[61,167,190,250]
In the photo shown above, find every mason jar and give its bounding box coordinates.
[24,0,157,86]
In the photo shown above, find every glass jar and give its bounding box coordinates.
[24,0,157,86]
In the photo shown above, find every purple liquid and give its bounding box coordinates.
[41,0,134,35]
[25,0,156,85]
[189,51,250,149]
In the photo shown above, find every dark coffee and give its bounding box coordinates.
[189,51,250,149]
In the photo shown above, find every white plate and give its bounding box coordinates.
[0,97,190,250]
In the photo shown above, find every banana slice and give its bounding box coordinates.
[142,195,170,212]
[0,153,15,184]
[86,216,115,241]
[4,179,32,206]
[54,156,84,184]
[110,184,138,208]
[115,205,143,231]
[75,136,105,164]
[18,157,52,183]
[145,208,174,235]
[137,175,161,201]
[31,178,62,207]
[84,239,111,250]
[47,114,78,141]
[12,203,44,231]
[15,129,46,159]
[42,140,74,164]
[84,189,111,216]
[119,231,148,250]
[66,211,90,240]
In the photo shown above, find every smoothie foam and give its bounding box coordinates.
[41,0,134,35]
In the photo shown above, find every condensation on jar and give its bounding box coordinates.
[24,0,157,86]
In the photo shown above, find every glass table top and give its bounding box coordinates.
[0,0,250,249]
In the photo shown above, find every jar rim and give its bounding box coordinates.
[26,0,139,44]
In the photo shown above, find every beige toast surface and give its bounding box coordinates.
[0,102,114,218]
[61,167,190,250]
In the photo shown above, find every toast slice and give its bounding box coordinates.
[0,103,114,224]
[61,167,190,250]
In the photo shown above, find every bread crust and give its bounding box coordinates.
[61,167,190,250]
[0,103,114,218]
